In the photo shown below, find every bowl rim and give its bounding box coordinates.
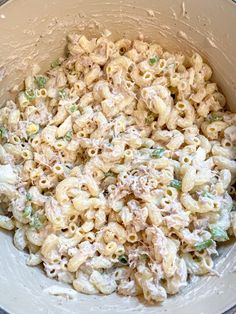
[0,303,236,314]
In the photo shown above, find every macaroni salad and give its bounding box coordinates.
[0,34,236,303]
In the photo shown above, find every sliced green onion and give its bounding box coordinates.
[145,113,155,124]
[201,191,213,199]
[58,89,67,99]
[64,131,72,141]
[51,59,60,68]
[104,171,114,177]
[208,113,223,122]
[30,216,42,229]
[30,213,47,230]
[35,76,46,89]
[26,192,32,201]
[149,56,159,65]
[194,239,213,251]
[69,104,78,113]
[24,89,36,101]
[139,254,148,261]
[231,202,236,212]
[23,206,32,218]
[151,148,165,159]
[0,126,7,138]
[192,256,202,263]
[210,227,229,242]
[169,179,182,190]
[118,255,129,265]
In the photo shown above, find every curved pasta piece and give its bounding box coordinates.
[73,271,99,295]
[90,270,117,295]
[55,177,80,204]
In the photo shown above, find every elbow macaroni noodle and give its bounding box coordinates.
[0,33,236,304]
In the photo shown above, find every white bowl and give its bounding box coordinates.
[0,1,236,313]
